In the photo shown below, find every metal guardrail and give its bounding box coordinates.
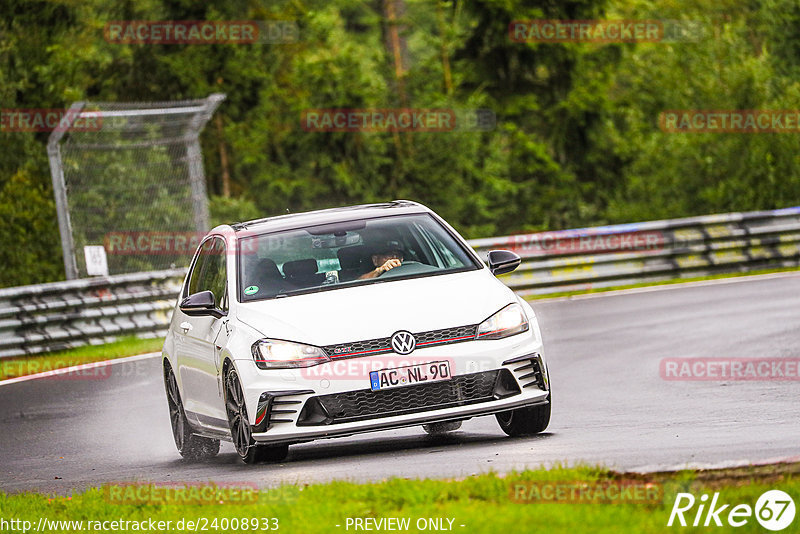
[0,207,798,358]
[470,206,800,297]
[0,269,185,358]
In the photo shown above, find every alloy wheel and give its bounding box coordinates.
[225,370,251,457]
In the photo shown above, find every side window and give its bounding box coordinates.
[186,238,227,309]
[186,243,209,297]
[208,239,227,308]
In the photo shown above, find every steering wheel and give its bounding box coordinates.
[377,260,439,278]
[377,260,418,277]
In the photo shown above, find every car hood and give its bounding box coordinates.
[234,269,516,346]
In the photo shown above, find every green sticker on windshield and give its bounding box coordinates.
[244,285,259,295]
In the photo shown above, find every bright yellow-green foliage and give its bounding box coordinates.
[0,336,162,381]
[0,465,797,533]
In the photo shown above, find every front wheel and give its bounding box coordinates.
[164,366,220,460]
[225,368,290,464]
[495,398,551,437]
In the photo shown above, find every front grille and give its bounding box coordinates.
[323,337,389,358]
[322,324,478,359]
[297,369,519,425]
[416,325,477,346]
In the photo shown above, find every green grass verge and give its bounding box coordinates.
[526,266,800,300]
[0,336,163,381]
[0,464,798,533]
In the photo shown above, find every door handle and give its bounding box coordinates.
[180,322,192,334]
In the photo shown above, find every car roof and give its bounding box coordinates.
[217,200,431,237]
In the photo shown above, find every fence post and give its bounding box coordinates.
[47,101,85,280]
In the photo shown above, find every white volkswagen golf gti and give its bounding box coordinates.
[162,201,551,463]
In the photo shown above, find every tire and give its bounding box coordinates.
[164,365,220,460]
[224,368,290,464]
[495,397,551,437]
[422,421,462,435]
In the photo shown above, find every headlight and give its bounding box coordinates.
[477,303,530,340]
[251,339,329,369]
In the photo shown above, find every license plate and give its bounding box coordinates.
[369,361,451,391]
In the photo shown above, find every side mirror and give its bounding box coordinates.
[487,250,521,276]
[180,290,224,318]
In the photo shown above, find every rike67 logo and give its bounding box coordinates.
[668,490,795,530]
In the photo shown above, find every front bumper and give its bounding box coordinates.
[234,332,549,444]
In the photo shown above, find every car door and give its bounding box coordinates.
[174,237,228,424]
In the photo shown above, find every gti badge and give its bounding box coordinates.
[391,331,416,355]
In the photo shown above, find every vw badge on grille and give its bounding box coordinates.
[391,331,416,355]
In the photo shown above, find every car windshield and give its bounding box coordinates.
[237,213,479,301]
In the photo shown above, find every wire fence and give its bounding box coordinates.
[48,95,225,280]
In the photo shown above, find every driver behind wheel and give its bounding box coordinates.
[359,240,404,279]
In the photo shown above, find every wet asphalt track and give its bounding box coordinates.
[1,272,799,494]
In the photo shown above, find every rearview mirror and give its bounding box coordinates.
[180,290,224,318]
[487,250,521,276]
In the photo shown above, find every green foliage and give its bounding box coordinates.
[1,0,799,287]
[0,170,63,286]
[209,195,261,227]
[600,0,800,222]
